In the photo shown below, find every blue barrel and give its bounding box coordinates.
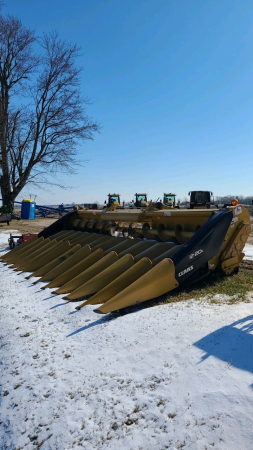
[21,199,36,220]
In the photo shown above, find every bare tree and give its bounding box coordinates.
[0,14,99,207]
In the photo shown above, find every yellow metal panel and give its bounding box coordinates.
[153,245,181,265]
[1,235,41,262]
[81,257,153,307]
[91,237,123,253]
[0,234,39,261]
[88,235,113,247]
[67,254,135,298]
[29,244,81,279]
[62,251,119,298]
[208,206,251,271]
[12,240,58,269]
[46,248,104,289]
[103,239,140,256]
[73,234,108,247]
[17,241,71,272]
[8,239,52,266]
[26,242,74,272]
[118,241,156,257]
[71,210,142,223]
[97,258,179,313]
[62,231,84,242]
[52,230,76,241]
[134,243,176,262]
[38,245,92,283]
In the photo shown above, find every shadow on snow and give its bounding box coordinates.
[194,315,253,375]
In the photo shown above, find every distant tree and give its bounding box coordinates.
[215,195,253,205]
[181,197,188,205]
[0,14,100,207]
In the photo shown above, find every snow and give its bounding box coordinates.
[244,243,253,261]
[1,233,253,449]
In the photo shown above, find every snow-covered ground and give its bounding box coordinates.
[1,230,253,450]
[244,243,253,260]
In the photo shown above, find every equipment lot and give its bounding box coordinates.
[0,221,253,449]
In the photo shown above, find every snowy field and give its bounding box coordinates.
[1,229,253,449]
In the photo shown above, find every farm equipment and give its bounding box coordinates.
[133,193,149,208]
[82,203,98,210]
[163,193,177,207]
[158,193,179,209]
[35,203,76,217]
[151,193,179,210]
[0,213,11,225]
[3,200,75,218]
[1,201,251,315]
[188,191,215,209]
[0,201,20,222]
[105,194,124,210]
[8,233,36,249]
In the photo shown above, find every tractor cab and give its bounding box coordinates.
[163,193,177,207]
[134,193,148,208]
[188,191,213,209]
[105,194,122,210]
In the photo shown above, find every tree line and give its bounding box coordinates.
[178,195,252,205]
[214,195,252,205]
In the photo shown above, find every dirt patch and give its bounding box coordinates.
[240,260,253,271]
[0,216,58,235]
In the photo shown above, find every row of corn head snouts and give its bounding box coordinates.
[0,205,251,314]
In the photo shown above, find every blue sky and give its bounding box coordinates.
[4,0,253,204]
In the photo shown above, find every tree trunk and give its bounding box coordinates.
[1,190,15,209]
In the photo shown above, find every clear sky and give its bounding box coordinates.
[4,0,253,204]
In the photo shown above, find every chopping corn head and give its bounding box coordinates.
[1,203,250,314]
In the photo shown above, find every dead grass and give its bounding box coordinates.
[114,267,253,318]
[162,268,253,305]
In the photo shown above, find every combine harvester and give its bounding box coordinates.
[188,190,215,209]
[0,201,251,315]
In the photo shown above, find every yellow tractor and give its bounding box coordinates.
[153,193,179,210]
[163,193,179,208]
[105,194,123,211]
[133,193,149,208]
[2,199,250,315]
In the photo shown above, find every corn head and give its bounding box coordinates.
[1,204,251,314]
